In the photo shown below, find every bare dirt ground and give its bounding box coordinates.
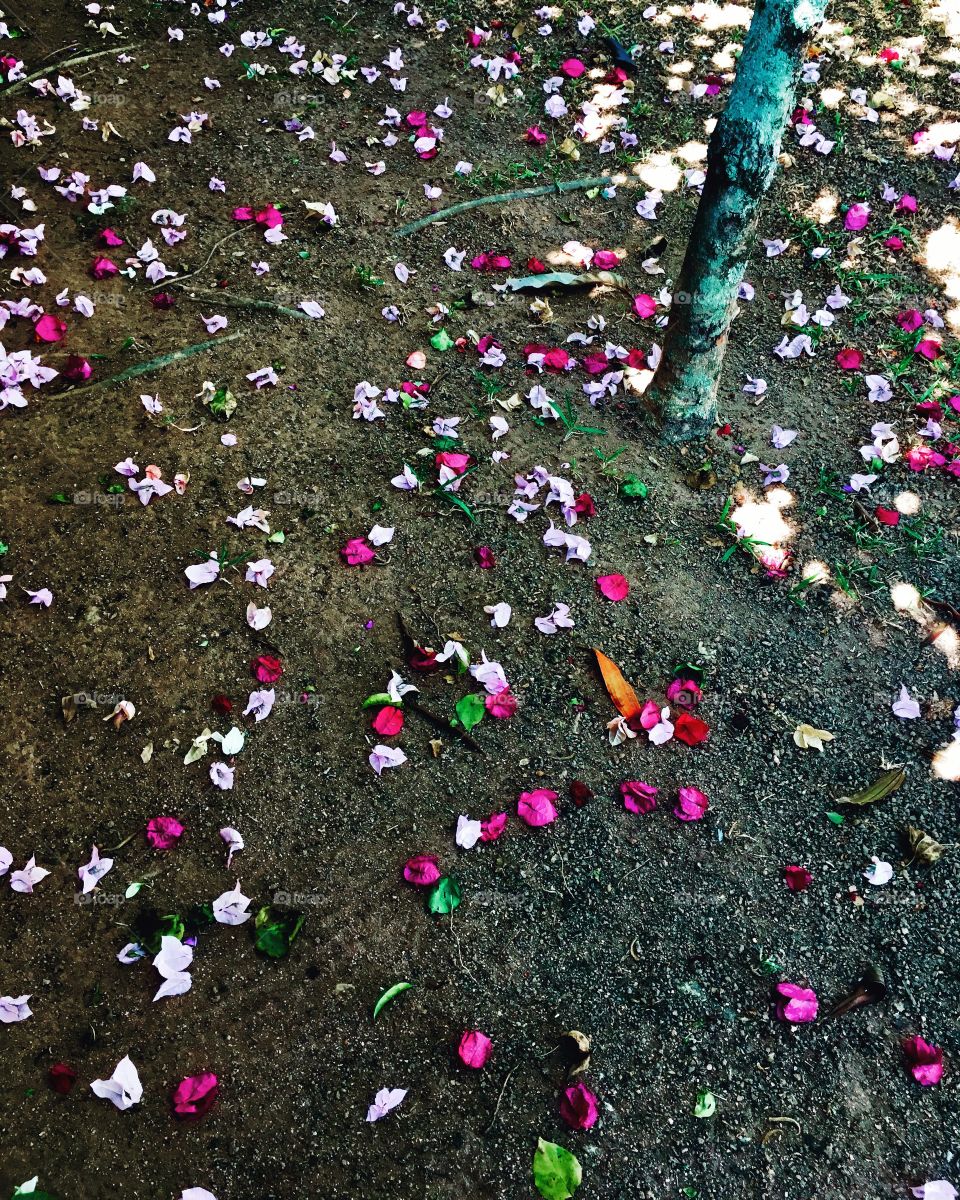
[1,1,959,1198]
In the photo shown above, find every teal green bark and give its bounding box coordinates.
[646,0,828,442]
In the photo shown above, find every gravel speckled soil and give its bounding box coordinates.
[1,1,959,1198]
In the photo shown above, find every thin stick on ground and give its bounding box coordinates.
[53,331,243,398]
[393,174,637,237]
[482,1067,518,1136]
[4,46,138,95]
[150,227,251,290]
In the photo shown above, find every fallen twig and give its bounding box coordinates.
[53,331,243,398]
[4,45,137,95]
[150,227,251,290]
[482,1066,518,1136]
[394,174,637,237]
[406,697,485,755]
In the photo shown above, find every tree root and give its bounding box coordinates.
[4,45,137,95]
[170,288,317,320]
[52,331,243,398]
[394,174,636,237]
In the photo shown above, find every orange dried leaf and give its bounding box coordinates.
[593,648,642,719]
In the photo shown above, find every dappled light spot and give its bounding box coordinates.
[890,583,960,668]
[923,219,960,333]
[668,58,695,77]
[819,87,846,109]
[675,139,709,165]
[931,0,960,39]
[932,738,960,781]
[729,486,795,575]
[805,189,839,226]
[711,45,739,70]
[894,490,922,516]
[690,1,752,30]
[929,623,960,669]
[926,119,960,146]
[800,560,830,585]
[639,152,684,192]
[891,581,924,616]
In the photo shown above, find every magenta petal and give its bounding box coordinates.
[457,1030,492,1069]
[517,788,558,827]
[145,816,185,851]
[403,854,441,887]
[559,1081,598,1130]
[775,981,818,1023]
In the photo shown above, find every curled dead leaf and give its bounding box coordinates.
[903,825,946,866]
[557,1030,591,1078]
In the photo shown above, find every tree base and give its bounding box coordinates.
[658,408,715,443]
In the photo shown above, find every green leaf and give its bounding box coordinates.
[362,692,395,709]
[694,1090,716,1118]
[373,981,412,1020]
[254,905,305,957]
[124,882,143,899]
[431,328,455,351]
[533,1138,582,1200]
[454,693,486,732]
[826,811,845,825]
[426,876,461,916]
[268,531,285,543]
[622,474,648,499]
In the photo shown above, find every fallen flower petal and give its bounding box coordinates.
[517,788,558,827]
[775,981,818,1024]
[457,1030,493,1068]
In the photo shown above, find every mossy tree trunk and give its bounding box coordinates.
[645,0,828,442]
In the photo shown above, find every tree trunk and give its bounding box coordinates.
[645,0,828,442]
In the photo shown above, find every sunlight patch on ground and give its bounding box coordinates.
[890,581,960,669]
[928,0,960,40]
[932,737,960,781]
[675,139,709,165]
[689,2,753,31]
[805,189,839,225]
[923,219,960,333]
[730,486,795,575]
[894,490,922,516]
[639,152,683,191]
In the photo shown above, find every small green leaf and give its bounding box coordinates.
[694,1090,716,1118]
[622,474,648,499]
[533,1138,582,1200]
[373,981,413,1020]
[431,328,455,351]
[267,531,285,543]
[124,882,143,899]
[826,811,845,825]
[362,692,395,709]
[426,876,461,916]
[454,693,486,732]
[254,905,305,957]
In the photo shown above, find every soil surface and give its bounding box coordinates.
[1,1,959,1199]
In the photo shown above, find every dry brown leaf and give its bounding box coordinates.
[903,825,945,865]
[593,649,642,720]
